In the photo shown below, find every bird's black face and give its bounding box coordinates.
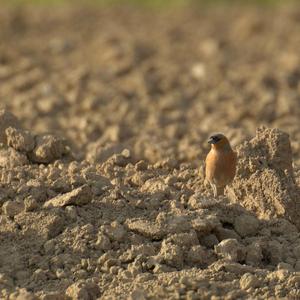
[208,134,223,144]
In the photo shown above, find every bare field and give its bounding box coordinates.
[0,4,300,299]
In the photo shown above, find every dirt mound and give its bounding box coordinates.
[229,127,300,228]
[0,109,70,166]
[0,114,299,299]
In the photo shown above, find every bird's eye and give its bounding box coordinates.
[208,134,224,144]
[211,135,221,142]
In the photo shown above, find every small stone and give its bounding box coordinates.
[186,245,206,265]
[89,175,111,195]
[245,242,263,266]
[109,266,120,275]
[192,216,220,235]
[74,269,88,279]
[167,215,191,234]
[234,215,259,237]
[164,175,177,186]
[159,240,184,268]
[97,253,113,266]
[135,160,148,171]
[0,147,29,168]
[5,127,35,152]
[65,282,89,300]
[86,142,124,164]
[240,273,261,290]
[214,239,245,262]
[166,231,198,248]
[126,219,166,240]
[214,261,254,275]
[29,134,67,163]
[65,206,77,220]
[266,240,282,265]
[179,276,192,286]
[2,200,24,217]
[0,109,21,144]
[103,259,120,273]
[215,227,240,241]
[121,148,131,158]
[56,269,67,279]
[112,153,129,167]
[103,221,126,243]
[191,63,206,79]
[44,185,92,208]
[31,268,47,282]
[24,197,38,212]
[199,234,219,248]
[95,234,111,251]
[15,211,64,239]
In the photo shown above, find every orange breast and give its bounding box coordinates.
[205,149,237,187]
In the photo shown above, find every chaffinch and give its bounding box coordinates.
[205,133,237,197]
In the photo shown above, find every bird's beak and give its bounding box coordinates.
[208,137,216,144]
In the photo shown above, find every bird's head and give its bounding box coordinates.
[208,133,231,150]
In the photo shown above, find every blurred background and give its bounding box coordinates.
[0,0,293,5]
[0,0,299,166]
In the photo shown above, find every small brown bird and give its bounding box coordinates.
[205,133,237,197]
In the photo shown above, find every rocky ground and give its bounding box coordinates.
[0,3,300,299]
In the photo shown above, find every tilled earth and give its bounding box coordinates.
[0,3,300,299]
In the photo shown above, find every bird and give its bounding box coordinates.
[205,133,237,197]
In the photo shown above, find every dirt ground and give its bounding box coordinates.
[0,3,300,299]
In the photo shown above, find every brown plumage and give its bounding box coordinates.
[205,133,237,197]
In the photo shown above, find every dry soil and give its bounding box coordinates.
[0,4,300,300]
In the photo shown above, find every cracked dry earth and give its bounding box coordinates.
[0,4,300,300]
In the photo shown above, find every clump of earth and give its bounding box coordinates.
[0,3,300,299]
